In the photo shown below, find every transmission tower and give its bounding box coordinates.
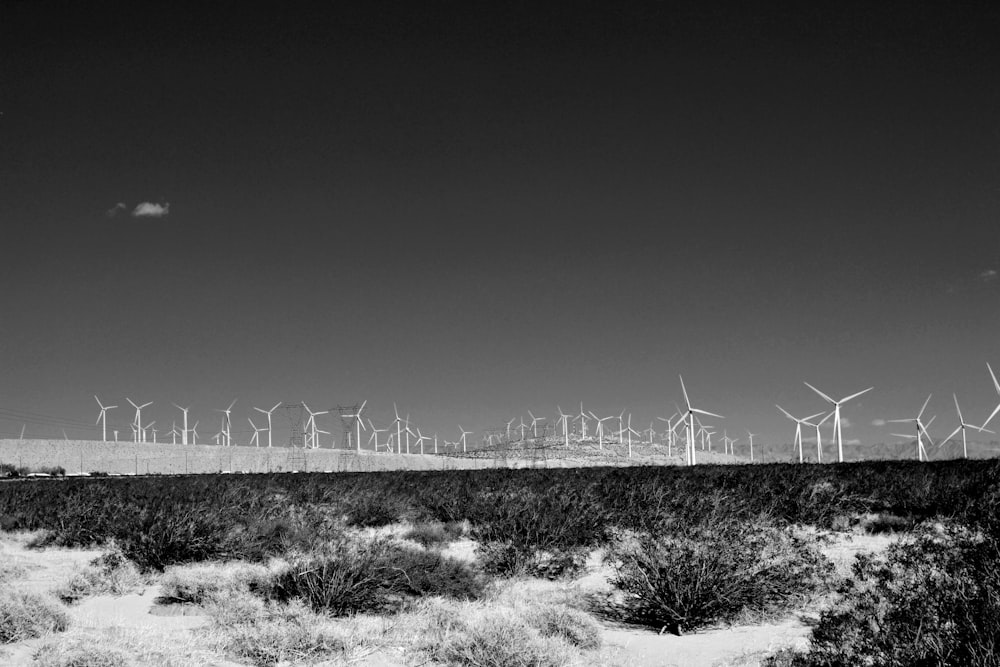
[281,403,306,448]
[336,404,361,450]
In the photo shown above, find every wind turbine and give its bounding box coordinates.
[458,426,472,453]
[344,400,367,451]
[804,411,835,463]
[248,417,266,447]
[414,428,429,455]
[556,407,571,446]
[657,411,680,455]
[645,422,656,444]
[776,406,825,464]
[626,414,640,458]
[215,399,237,446]
[888,394,936,462]
[803,382,873,463]
[678,376,724,466]
[392,404,405,453]
[980,363,1000,431]
[148,422,157,444]
[191,421,200,445]
[517,417,527,442]
[746,430,756,462]
[302,403,328,449]
[943,394,991,460]
[126,398,152,444]
[173,404,191,445]
[95,395,117,442]
[368,419,389,452]
[169,421,179,445]
[589,412,614,449]
[574,403,589,440]
[253,402,282,448]
[528,411,544,438]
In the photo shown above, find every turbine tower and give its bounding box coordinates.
[804,382,873,463]
[679,376,724,466]
[344,400,367,451]
[215,399,237,446]
[126,398,152,444]
[944,394,991,460]
[253,402,282,448]
[746,430,756,462]
[556,407,571,446]
[777,406,824,464]
[173,404,191,445]
[589,412,614,449]
[888,394,936,462]
[804,411,834,463]
[458,426,472,453]
[94,395,117,442]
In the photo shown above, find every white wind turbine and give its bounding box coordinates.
[148,422,157,444]
[804,411,835,463]
[575,403,589,440]
[943,394,991,460]
[215,399,237,446]
[645,422,656,444]
[505,418,516,440]
[344,400,367,451]
[253,402,282,448]
[556,407,571,446]
[302,403,328,449]
[368,419,389,452]
[679,376,724,466]
[626,414,640,458]
[248,417,266,447]
[458,426,472,453]
[173,404,192,445]
[746,430,756,462]
[191,421,200,445]
[169,421,179,445]
[126,398,152,444]
[95,395,117,442]
[392,404,405,453]
[589,412,614,449]
[888,394,936,462]
[803,382,873,463]
[777,406,825,464]
[980,363,1000,432]
[528,411,544,438]
[414,428,429,455]
[657,411,681,455]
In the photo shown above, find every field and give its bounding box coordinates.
[2,461,1000,665]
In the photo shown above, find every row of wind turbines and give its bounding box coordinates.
[89,363,1000,465]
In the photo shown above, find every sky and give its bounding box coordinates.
[2,2,1000,454]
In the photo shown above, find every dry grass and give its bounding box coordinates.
[159,559,281,604]
[31,626,230,667]
[53,546,148,604]
[0,589,70,643]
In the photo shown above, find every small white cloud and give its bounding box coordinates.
[840,417,852,429]
[872,419,886,427]
[106,202,127,217]
[132,202,170,218]
[981,269,998,282]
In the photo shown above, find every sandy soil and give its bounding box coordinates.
[0,528,897,666]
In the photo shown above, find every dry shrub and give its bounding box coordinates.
[608,517,834,634]
[0,589,70,643]
[54,547,145,604]
[159,561,275,605]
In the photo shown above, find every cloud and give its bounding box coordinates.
[844,438,861,446]
[872,419,886,427]
[106,202,127,217]
[839,417,852,429]
[131,202,170,218]
[981,269,998,282]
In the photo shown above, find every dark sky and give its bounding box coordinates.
[3,2,1000,451]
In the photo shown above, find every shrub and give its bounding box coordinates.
[54,547,145,604]
[419,604,575,667]
[159,561,274,605]
[608,519,834,634]
[343,490,410,528]
[525,604,602,649]
[767,523,1000,666]
[0,590,70,643]
[32,640,133,667]
[404,520,468,548]
[268,536,483,615]
[205,592,348,667]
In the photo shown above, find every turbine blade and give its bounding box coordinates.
[691,408,724,419]
[803,382,836,404]
[679,375,691,408]
[983,403,1000,430]
[918,394,932,420]
[840,387,874,404]
[953,394,964,423]
[989,363,1000,395]
[943,425,962,445]
[776,405,795,420]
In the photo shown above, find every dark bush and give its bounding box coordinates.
[404,520,467,548]
[343,490,410,528]
[269,536,483,615]
[767,524,1000,667]
[608,518,834,634]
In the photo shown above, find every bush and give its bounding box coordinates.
[0,590,70,643]
[54,547,145,604]
[159,561,274,605]
[205,592,348,667]
[343,490,410,528]
[418,603,576,667]
[269,536,484,615]
[478,542,589,579]
[525,604,602,649]
[608,518,834,634]
[767,523,1000,666]
[404,520,468,548]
